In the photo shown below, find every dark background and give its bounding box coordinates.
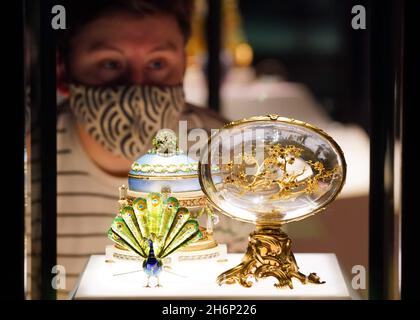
[239,0,369,132]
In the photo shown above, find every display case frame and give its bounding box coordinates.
[11,0,418,300]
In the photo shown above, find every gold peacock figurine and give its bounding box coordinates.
[108,192,203,287]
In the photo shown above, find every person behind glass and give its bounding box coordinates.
[56,0,225,175]
[35,0,230,298]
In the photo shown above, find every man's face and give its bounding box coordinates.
[61,10,186,87]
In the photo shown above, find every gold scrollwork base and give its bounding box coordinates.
[216,225,325,289]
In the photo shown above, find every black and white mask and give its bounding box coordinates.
[69,83,185,161]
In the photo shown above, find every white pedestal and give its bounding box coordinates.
[71,253,351,299]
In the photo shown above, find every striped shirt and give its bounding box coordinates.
[57,111,128,295]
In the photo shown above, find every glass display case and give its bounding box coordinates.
[10,0,418,302]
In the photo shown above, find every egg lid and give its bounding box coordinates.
[129,129,204,179]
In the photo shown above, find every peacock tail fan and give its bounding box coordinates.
[133,197,149,239]
[107,193,203,260]
[155,197,179,252]
[162,207,191,250]
[146,193,163,239]
[107,228,132,252]
[119,206,148,255]
[109,216,147,257]
[159,220,203,258]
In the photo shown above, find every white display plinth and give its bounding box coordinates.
[71,253,351,300]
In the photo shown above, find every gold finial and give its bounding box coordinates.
[151,129,179,156]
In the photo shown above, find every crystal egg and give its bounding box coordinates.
[199,115,347,225]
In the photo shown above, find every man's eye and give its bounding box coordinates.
[148,60,165,70]
[102,60,122,70]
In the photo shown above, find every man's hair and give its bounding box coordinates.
[57,0,194,58]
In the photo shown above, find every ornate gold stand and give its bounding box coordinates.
[216,225,325,289]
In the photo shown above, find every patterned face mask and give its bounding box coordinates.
[69,84,185,161]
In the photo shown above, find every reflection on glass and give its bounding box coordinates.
[200,116,346,224]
